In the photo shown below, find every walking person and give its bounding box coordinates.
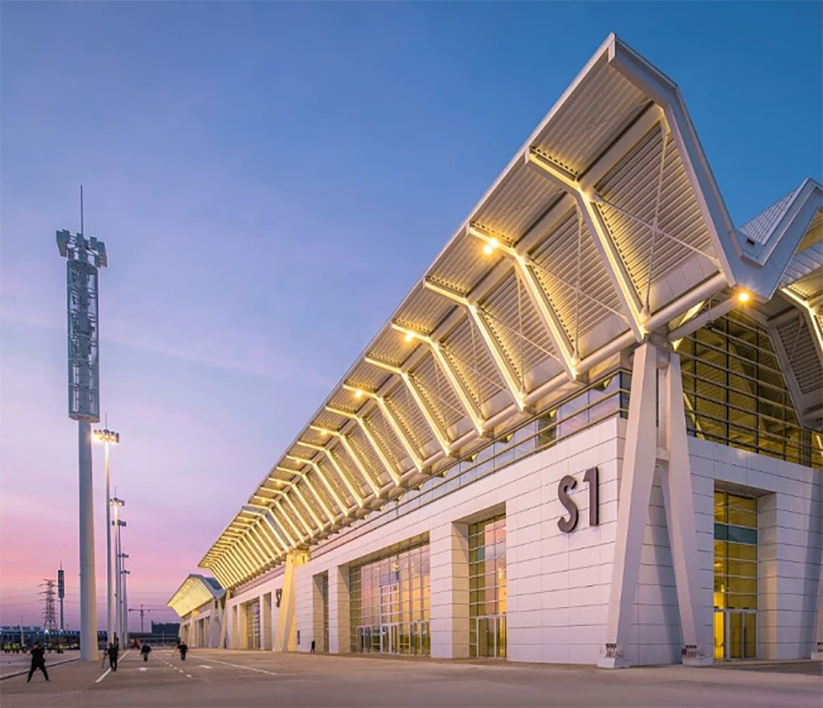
[310,639,316,654]
[140,643,152,662]
[26,642,49,683]
[106,642,119,671]
[174,641,188,661]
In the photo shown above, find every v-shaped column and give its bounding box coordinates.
[275,549,309,652]
[599,342,658,667]
[660,351,712,665]
[217,591,231,649]
[600,342,712,667]
[814,523,823,660]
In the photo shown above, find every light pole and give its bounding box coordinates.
[94,428,119,647]
[121,565,130,647]
[56,214,108,662]
[111,497,125,648]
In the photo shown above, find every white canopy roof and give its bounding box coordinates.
[196,33,822,590]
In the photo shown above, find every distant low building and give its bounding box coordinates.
[0,626,106,649]
[129,621,181,647]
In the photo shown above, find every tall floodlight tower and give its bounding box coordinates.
[57,564,65,634]
[56,213,108,661]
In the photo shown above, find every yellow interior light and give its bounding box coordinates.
[354,389,364,399]
[737,289,751,304]
[404,332,414,342]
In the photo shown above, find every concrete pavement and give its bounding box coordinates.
[0,648,820,707]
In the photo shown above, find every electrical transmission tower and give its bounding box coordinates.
[40,579,58,635]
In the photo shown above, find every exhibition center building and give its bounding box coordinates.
[169,34,823,667]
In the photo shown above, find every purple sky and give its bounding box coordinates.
[1,2,820,629]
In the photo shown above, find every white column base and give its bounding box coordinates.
[683,655,713,667]
[812,648,823,661]
[597,656,631,669]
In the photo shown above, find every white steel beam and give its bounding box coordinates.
[782,287,823,359]
[423,279,528,411]
[216,560,238,588]
[309,425,383,498]
[244,534,267,573]
[280,478,325,531]
[228,545,253,580]
[297,441,366,508]
[212,562,233,588]
[373,396,425,471]
[226,548,248,583]
[279,463,337,523]
[212,559,236,587]
[326,405,404,484]
[265,506,294,548]
[252,496,303,546]
[266,485,314,538]
[391,322,487,435]
[524,153,646,340]
[239,531,265,569]
[365,356,452,456]
[248,525,274,565]
[272,500,301,544]
[222,549,245,583]
[255,512,287,553]
[240,527,265,567]
[466,225,578,379]
[286,455,350,516]
[342,387,425,472]
[233,542,256,580]
[251,520,280,557]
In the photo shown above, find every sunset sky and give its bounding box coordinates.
[1,2,820,630]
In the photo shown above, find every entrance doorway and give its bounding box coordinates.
[380,623,399,654]
[472,615,506,658]
[356,622,429,655]
[714,610,756,660]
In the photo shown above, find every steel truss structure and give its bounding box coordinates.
[195,34,822,594]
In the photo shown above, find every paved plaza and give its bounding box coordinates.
[1,648,820,708]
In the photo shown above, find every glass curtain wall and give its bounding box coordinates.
[350,541,430,655]
[469,515,507,658]
[681,312,821,469]
[713,491,758,660]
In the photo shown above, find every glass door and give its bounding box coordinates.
[473,616,506,658]
[728,611,756,659]
[380,623,400,654]
[715,610,756,660]
[357,626,368,653]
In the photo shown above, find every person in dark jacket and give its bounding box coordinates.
[174,641,188,661]
[106,642,120,671]
[140,643,152,662]
[27,642,49,683]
